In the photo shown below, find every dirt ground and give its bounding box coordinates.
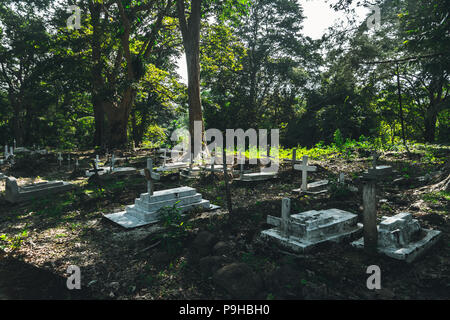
[0,146,448,300]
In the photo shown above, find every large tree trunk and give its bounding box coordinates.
[90,2,105,148]
[177,0,205,157]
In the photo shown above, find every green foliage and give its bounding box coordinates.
[156,203,191,254]
[0,229,28,251]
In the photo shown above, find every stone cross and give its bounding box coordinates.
[111,154,115,172]
[9,146,13,156]
[4,145,9,159]
[58,152,63,167]
[95,155,100,170]
[292,149,297,170]
[371,150,379,169]
[363,181,378,253]
[281,198,291,236]
[142,158,160,196]
[266,198,296,238]
[294,155,317,191]
[338,172,345,184]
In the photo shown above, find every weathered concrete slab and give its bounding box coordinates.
[351,212,441,263]
[156,162,189,172]
[293,179,329,194]
[237,171,277,182]
[4,177,75,203]
[103,186,219,228]
[261,208,362,253]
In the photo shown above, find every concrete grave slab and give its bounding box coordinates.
[4,176,74,203]
[261,200,362,253]
[351,212,441,263]
[103,186,219,228]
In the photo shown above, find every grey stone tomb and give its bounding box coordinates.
[4,176,74,203]
[261,198,362,252]
[351,212,441,263]
[104,158,219,228]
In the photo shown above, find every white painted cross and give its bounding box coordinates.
[111,154,115,172]
[95,155,100,170]
[141,158,160,196]
[338,172,345,184]
[371,150,379,170]
[58,152,63,166]
[294,155,317,191]
[281,198,291,236]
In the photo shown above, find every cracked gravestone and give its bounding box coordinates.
[261,198,362,253]
[351,212,441,263]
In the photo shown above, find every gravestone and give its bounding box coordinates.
[4,176,74,203]
[261,199,362,253]
[292,155,328,194]
[104,158,219,228]
[236,152,277,181]
[156,148,189,172]
[351,212,441,263]
[363,151,392,179]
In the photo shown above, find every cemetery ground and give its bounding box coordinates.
[0,144,449,300]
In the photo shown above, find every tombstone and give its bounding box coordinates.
[292,155,328,194]
[363,151,392,178]
[352,212,441,263]
[156,148,189,172]
[57,152,63,167]
[85,154,136,177]
[104,160,219,228]
[236,152,277,182]
[261,200,362,253]
[4,176,74,203]
[338,173,345,184]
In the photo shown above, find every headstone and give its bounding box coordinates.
[58,152,63,167]
[363,150,392,178]
[4,176,75,203]
[237,152,277,181]
[338,173,345,184]
[352,213,441,263]
[261,201,362,253]
[292,155,328,194]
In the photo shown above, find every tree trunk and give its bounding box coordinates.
[424,106,437,143]
[177,0,204,157]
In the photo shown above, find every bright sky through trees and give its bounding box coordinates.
[176,0,371,83]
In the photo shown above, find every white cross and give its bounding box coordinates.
[281,198,291,237]
[58,152,63,166]
[338,172,345,184]
[95,155,100,170]
[141,158,160,196]
[4,145,9,159]
[111,154,115,172]
[9,146,13,156]
[294,155,317,191]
